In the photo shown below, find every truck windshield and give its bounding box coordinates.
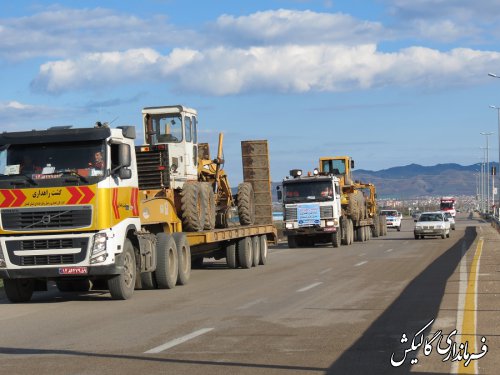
[321,159,345,175]
[145,113,183,144]
[440,202,454,210]
[283,180,334,203]
[0,141,106,186]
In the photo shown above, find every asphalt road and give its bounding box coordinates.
[0,214,497,374]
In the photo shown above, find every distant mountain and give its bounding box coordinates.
[352,163,496,198]
[269,163,496,200]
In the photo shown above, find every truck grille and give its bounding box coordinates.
[284,206,334,221]
[2,207,92,231]
[136,148,170,189]
[5,237,88,266]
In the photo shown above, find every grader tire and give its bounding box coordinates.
[181,182,206,232]
[201,183,216,230]
[237,182,255,226]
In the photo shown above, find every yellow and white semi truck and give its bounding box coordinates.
[0,105,276,302]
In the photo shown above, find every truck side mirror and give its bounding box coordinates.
[119,168,132,180]
[277,190,282,201]
[119,144,131,167]
[351,160,355,169]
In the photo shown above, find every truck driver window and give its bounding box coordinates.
[155,114,183,143]
[185,116,192,142]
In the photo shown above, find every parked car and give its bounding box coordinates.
[380,209,402,231]
[414,211,450,239]
[443,212,455,230]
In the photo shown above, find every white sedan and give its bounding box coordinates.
[414,211,451,239]
[443,212,455,230]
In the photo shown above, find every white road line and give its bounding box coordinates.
[297,282,323,292]
[319,268,332,275]
[385,248,393,253]
[354,261,368,267]
[144,328,214,354]
[236,298,266,310]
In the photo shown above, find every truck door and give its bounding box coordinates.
[183,115,198,180]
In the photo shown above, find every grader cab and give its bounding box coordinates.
[138,105,266,232]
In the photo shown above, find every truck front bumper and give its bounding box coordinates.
[0,263,124,279]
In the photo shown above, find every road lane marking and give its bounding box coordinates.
[354,261,368,267]
[145,328,214,354]
[319,268,332,275]
[297,282,323,292]
[385,249,393,253]
[454,238,484,374]
[236,298,266,310]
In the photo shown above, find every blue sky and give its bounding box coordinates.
[2,0,500,183]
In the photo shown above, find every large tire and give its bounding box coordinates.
[140,271,157,290]
[201,183,216,230]
[287,235,298,248]
[356,226,365,242]
[340,217,349,245]
[108,239,136,300]
[372,216,380,238]
[238,236,253,269]
[348,219,354,245]
[4,279,34,303]
[332,227,341,248]
[259,235,268,265]
[226,242,238,269]
[181,182,206,232]
[251,236,260,267]
[237,182,255,226]
[173,233,191,285]
[154,233,178,289]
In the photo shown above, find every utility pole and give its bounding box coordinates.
[481,132,493,213]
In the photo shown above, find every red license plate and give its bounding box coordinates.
[59,267,88,275]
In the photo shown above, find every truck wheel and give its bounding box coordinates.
[332,228,341,248]
[340,217,348,245]
[173,233,191,285]
[181,182,206,232]
[226,242,238,269]
[140,272,157,290]
[56,280,74,292]
[372,216,380,237]
[366,226,371,240]
[348,219,354,245]
[201,182,216,230]
[238,236,253,269]
[108,239,136,300]
[251,236,260,266]
[70,279,91,292]
[237,182,255,226]
[287,235,298,248]
[154,233,178,289]
[259,235,268,265]
[356,226,365,242]
[4,279,35,303]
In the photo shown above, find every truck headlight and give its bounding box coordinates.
[326,220,334,227]
[91,233,108,264]
[285,222,293,229]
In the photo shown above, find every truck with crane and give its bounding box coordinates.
[0,105,276,303]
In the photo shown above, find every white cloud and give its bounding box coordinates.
[210,9,386,46]
[0,6,194,61]
[31,44,500,95]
